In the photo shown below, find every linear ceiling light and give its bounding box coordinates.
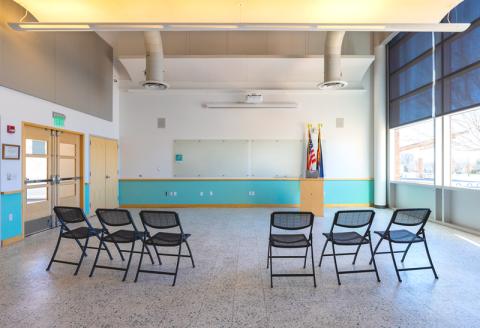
[9,22,470,33]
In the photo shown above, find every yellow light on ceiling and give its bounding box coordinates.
[317,25,387,30]
[17,23,91,30]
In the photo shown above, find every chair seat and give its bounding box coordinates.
[374,229,424,243]
[61,227,102,239]
[103,230,144,243]
[146,232,191,246]
[270,234,310,248]
[323,232,370,245]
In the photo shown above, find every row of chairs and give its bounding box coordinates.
[268,208,438,287]
[47,207,195,286]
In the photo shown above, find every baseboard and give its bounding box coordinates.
[1,235,23,247]
[120,204,301,209]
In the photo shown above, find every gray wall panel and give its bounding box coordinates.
[0,0,113,121]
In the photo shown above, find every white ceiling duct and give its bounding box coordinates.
[318,31,348,90]
[142,31,168,90]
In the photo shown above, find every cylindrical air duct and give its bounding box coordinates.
[142,31,168,90]
[318,31,348,89]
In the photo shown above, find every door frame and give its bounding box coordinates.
[21,121,85,238]
[89,135,119,215]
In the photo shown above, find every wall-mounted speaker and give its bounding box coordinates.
[158,118,166,128]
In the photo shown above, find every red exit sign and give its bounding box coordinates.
[7,125,15,134]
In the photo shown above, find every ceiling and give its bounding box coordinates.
[14,0,462,24]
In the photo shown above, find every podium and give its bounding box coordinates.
[300,179,324,216]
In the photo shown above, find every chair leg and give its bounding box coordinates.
[74,238,86,256]
[113,241,125,261]
[401,242,413,263]
[368,239,381,282]
[303,246,309,269]
[318,239,328,267]
[388,240,402,282]
[145,242,155,265]
[423,239,439,279]
[331,243,341,285]
[352,243,362,265]
[46,233,62,271]
[369,238,383,265]
[267,244,270,269]
[310,242,317,288]
[134,240,146,282]
[122,241,136,282]
[185,240,195,268]
[172,243,182,286]
[269,244,273,288]
[101,240,114,260]
[89,237,103,277]
[153,245,162,265]
[74,237,89,276]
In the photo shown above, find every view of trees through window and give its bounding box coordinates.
[450,109,480,188]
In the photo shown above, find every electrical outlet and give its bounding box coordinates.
[8,213,13,221]
[209,191,213,196]
[173,191,177,196]
[200,192,204,196]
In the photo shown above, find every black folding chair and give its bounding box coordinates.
[47,206,113,275]
[135,211,195,286]
[267,211,316,288]
[89,209,154,281]
[370,208,438,282]
[318,210,380,285]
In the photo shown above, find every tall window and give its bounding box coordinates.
[388,0,480,189]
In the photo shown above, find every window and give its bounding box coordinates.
[391,120,435,184]
[447,108,480,189]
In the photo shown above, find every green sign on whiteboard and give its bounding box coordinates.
[53,112,65,128]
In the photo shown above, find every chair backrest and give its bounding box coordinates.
[95,208,137,230]
[386,209,431,237]
[139,211,182,231]
[333,210,375,228]
[270,212,314,231]
[54,206,90,227]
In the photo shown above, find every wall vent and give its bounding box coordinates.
[336,118,344,128]
[158,118,166,128]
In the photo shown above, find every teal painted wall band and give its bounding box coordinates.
[119,179,373,206]
[1,193,22,241]
[84,183,90,215]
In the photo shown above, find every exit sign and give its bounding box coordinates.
[52,112,65,128]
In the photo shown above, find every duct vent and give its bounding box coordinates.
[318,81,348,90]
[157,118,166,128]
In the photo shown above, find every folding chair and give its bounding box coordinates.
[89,209,155,281]
[370,208,438,282]
[267,211,316,288]
[135,211,195,286]
[47,206,113,275]
[318,210,379,285]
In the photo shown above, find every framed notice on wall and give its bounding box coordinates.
[2,144,20,160]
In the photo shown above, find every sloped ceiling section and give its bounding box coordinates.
[14,0,462,24]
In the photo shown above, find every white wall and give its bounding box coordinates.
[119,74,373,179]
[0,80,119,192]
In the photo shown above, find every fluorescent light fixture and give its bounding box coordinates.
[16,23,90,31]
[9,22,470,33]
[205,102,298,109]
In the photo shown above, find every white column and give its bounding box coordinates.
[373,43,387,207]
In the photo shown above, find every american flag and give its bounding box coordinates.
[307,129,317,170]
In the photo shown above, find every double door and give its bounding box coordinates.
[90,136,118,214]
[23,124,83,235]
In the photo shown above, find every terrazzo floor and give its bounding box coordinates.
[1,207,480,328]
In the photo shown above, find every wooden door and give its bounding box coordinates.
[23,125,53,227]
[105,139,119,208]
[90,136,106,213]
[57,131,82,208]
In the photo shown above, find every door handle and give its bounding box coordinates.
[106,175,110,179]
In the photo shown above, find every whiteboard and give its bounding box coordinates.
[251,140,304,178]
[173,140,249,177]
[173,139,305,178]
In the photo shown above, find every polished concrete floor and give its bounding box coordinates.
[1,207,480,328]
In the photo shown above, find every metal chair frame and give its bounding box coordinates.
[89,208,155,281]
[135,210,195,286]
[318,210,380,285]
[47,206,114,275]
[369,208,438,282]
[267,211,316,288]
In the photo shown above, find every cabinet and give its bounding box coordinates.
[300,179,324,216]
